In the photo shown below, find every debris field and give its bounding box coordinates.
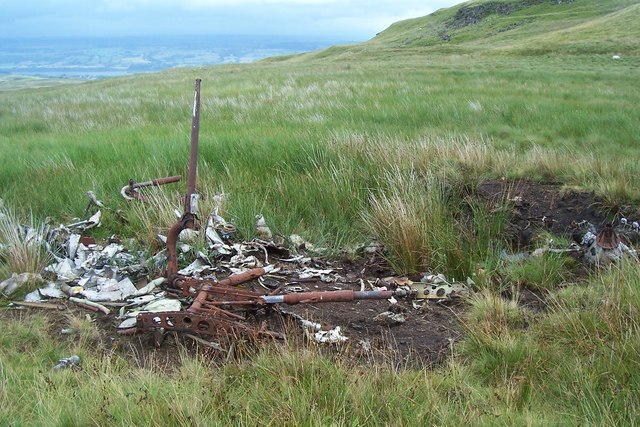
[2,80,638,368]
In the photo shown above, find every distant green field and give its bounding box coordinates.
[0,74,83,91]
[1,0,640,425]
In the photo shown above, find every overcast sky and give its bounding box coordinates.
[1,0,464,40]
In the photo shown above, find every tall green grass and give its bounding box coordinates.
[2,55,639,274]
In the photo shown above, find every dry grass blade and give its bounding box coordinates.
[0,202,51,280]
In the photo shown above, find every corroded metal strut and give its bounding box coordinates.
[166,78,201,278]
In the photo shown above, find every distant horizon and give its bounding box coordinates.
[0,34,348,79]
[0,33,360,43]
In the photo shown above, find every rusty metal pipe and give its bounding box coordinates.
[188,285,212,312]
[217,267,270,287]
[261,289,394,305]
[130,175,182,189]
[166,215,194,278]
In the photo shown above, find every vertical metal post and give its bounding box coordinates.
[166,78,202,279]
[185,78,201,215]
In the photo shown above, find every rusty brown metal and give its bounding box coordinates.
[137,310,284,339]
[132,175,182,189]
[136,77,402,343]
[165,215,195,278]
[165,79,202,278]
[140,264,398,340]
[171,266,270,296]
[185,78,201,216]
[121,175,182,202]
[260,289,395,305]
[596,223,621,249]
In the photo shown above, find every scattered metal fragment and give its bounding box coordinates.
[128,298,182,317]
[117,317,138,329]
[69,297,111,314]
[0,273,43,296]
[85,191,104,214]
[596,223,620,249]
[24,283,66,302]
[255,214,273,241]
[10,301,65,310]
[311,326,348,344]
[374,311,406,326]
[52,355,81,371]
[65,210,102,231]
[120,175,182,202]
[584,223,635,265]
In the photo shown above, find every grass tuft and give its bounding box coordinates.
[0,201,51,280]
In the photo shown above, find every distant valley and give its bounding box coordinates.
[0,35,351,79]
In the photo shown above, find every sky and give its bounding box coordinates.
[0,0,464,41]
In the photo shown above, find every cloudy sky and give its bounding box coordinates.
[1,0,464,40]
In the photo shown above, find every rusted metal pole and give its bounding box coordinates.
[172,266,271,295]
[185,78,201,215]
[122,175,183,202]
[166,79,202,278]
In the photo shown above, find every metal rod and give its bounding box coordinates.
[131,175,182,189]
[260,289,394,305]
[165,79,202,278]
[185,78,201,215]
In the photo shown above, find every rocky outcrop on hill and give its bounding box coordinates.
[446,0,572,30]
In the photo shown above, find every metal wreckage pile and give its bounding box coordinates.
[2,79,638,348]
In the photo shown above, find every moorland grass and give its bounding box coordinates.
[1,53,638,259]
[1,0,639,424]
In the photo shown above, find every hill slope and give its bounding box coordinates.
[282,0,639,64]
[365,0,639,54]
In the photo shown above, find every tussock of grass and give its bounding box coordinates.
[454,261,640,423]
[365,169,458,274]
[501,253,575,292]
[0,201,51,280]
[364,168,506,278]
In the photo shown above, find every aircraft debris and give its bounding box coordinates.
[52,355,81,371]
[120,176,182,202]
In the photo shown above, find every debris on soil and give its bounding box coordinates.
[52,355,81,371]
[374,311,407,327]
[584,223,636,266]
[4,179,639,367]
[0,272,43,297]
[478,179,638,248]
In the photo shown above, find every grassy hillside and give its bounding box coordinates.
[1,1,640,424]
[369,0,640,53]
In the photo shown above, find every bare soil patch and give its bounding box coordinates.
[478,179,617,248]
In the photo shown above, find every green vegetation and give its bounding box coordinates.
[1,261,638,425]
[0,75,82,91]
[1,0,639,424]
[0,203,51,279]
